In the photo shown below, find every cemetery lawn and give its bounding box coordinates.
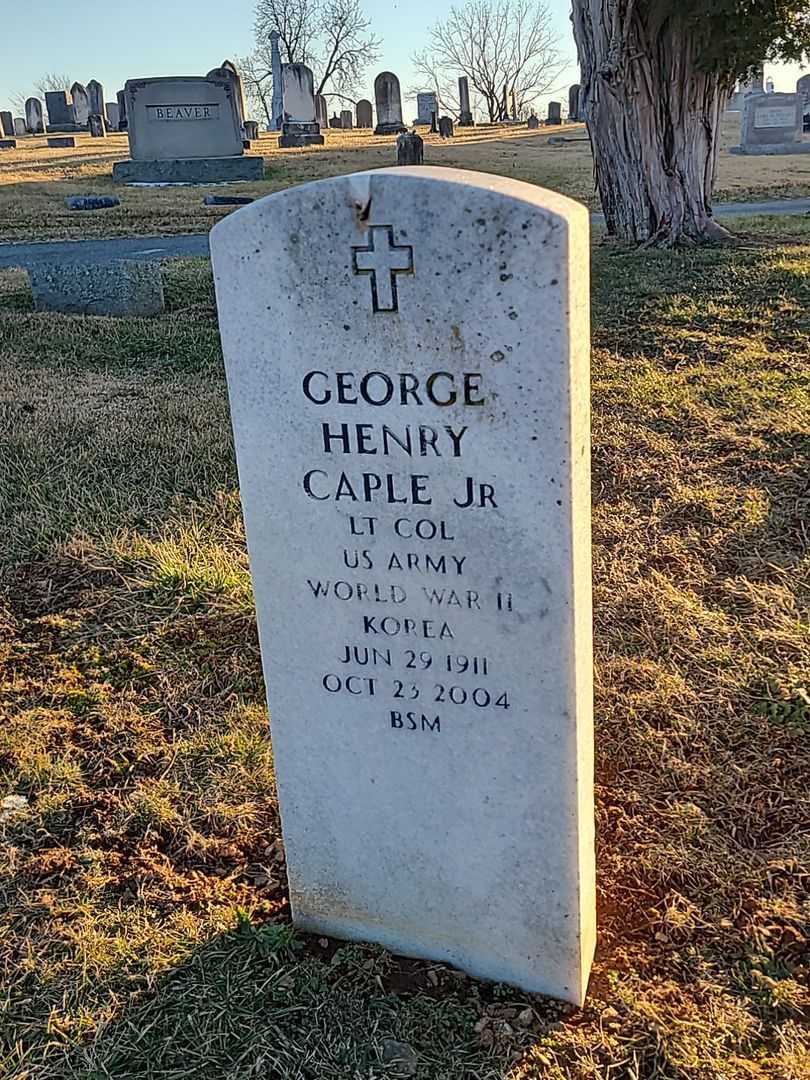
[2,117,810,243]
[1,216,809,1079]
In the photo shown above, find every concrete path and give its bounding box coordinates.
[1,198,808,270]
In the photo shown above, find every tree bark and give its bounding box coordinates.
[572,1,734,246]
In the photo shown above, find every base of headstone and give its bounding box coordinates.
[730,142,810,155]
[458,113,474,126]
[28,260,164,316]
[278,122,324,148]
[46,123,83,133]
[0,139,17,149]
[112,156,264,184]
[374,121,407,135]
[48,137,76,148]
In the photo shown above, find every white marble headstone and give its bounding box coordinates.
[211,167,596,1005]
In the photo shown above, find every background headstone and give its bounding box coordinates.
[210,165,596,1006]
[71,82,90,128]
[374,71,407,134]
[278,64,324,147]
[208,60,247,132]
[87,79,105,119]
[116,89,128,130]
[105,102,120,130]
[270,29,283,130]
[244,119,259,140]
[88,114,106,137]
[735,92,806,154]
[416,92,438,126]
[355,98,373,128]
[45,91,73,129]
[396,130,423,164]
[0,111,13,137]
[47,136,76,147]
[438,115,454,138]
[329,114,342,129]
[25,97,45,134]
[0,139,17,149]
[547,100,562,125]
[527,113,539,129]
[315,93,329,130]
[13,118,25,136]
[340,109,353,129]
[569,84,581,121]
[458,76,473,125]
[797,74,810,132]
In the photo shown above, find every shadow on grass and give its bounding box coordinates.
[57,921,561,1080]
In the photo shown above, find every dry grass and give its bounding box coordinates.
[1,117,810,243]
[1,219,809,1078]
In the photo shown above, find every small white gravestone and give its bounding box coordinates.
[211,167,595,1005]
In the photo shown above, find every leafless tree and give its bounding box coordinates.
[250,0,380,106]
[10,72,72,115]
[412,0,563,122]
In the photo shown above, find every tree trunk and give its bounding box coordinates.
[572,1,733,246]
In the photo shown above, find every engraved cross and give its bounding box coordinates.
[351,226,414,313]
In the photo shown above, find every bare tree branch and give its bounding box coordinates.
[412,0,564,122]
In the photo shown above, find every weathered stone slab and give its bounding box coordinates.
[88,114,106,138]
[105,102,120,131]
[0,139,17,149]
[340,109,353,129]
[87,79,105,119]
[356,99,373,128]
[374,72,406,134]
[123,75,244,161]
[210,166,596,1005]
[71,82,90,127]
[47,136,76,148]
[569,84,581,121]
[396,131,423,165]
[458,76,473,126]
[66,195,120,210]
[45,91,73,128]
[733,91,805,154]
[415,92,438,125]
[13,118,25,136]
[29,260,164,316]
[279,64,324,147]
[315,94,329,130]
[547,101,562,124]
[25,97,45,134]
[0,111,13,136]
[112,155,264,184]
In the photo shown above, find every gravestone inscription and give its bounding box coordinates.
[211,166,596,1005]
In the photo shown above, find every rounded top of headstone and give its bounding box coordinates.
[375,71,401,89]
[88,78,102,89]
[71,81,87,95]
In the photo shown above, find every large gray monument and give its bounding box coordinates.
[278,64,324,147]
[374,72,407,134]
[113,73,264,183]
[210,166,596,1006]
[732,92,807,155]
[45,91,75,131]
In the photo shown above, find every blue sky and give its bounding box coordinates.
[3,0,805,119]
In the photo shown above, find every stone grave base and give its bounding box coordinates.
[46,123,83,133]
[47,137,76,148]
[278,122,324,148]
[730,142,810,155]
[0,139,17,149]
[113,156,265,184]
[28,260,164,316]
[374,122,407,135]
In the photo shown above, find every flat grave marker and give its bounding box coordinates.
[211,166,596,1004]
